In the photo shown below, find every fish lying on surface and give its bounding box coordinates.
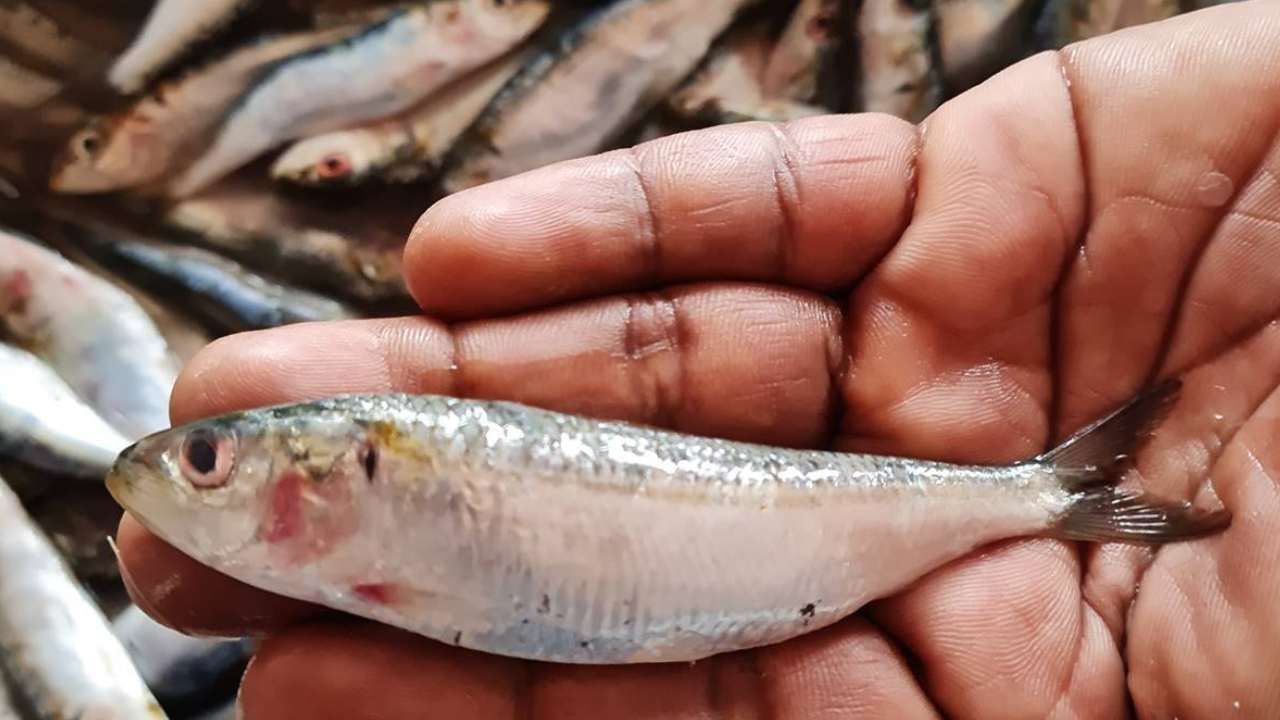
[49,23,361,194]
[856,0,940,122]
[167,0,551,198]
[108,379,1229,665]
[0,342,130,478]
[107,0,258,94]
[271,47,531,187]
[441,0,762,194]
[0,473,167,719]
[0,227,179,440]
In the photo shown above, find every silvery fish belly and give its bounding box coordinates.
[108,383,1228,664]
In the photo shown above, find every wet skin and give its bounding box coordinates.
[116,2,1280,717]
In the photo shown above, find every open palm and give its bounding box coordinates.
[117,3,1280,717]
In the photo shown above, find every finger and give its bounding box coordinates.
[123,284,843,634]
[236,617,940,720]
[404,114,918,319]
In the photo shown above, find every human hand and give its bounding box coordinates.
[116,2,1280,717]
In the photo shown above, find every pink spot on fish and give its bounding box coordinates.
[262,468,304,543]
[351,583,397,605]
[1,270,31,311]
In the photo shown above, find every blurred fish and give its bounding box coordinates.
[25,483,129,580]
[0,227,179,439]
[272,48,530,187]
[87,235,361,332]
[0,342,130,478]
[0,54,60,108]
[0,472,167,719]
[49,24,360,194]
[856,0,940,122]
[668,16,827,124]
[1075,0,1179,38]
[0,2,107,76]
[113,605,255,714]
[936,0,1038,91]
[164,177,410,303]
[442,0,762,193]
[108,0,258,94]
[168,0,552,198]
[759,0,843,106]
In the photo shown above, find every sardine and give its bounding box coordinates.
[667,17,828,125]
[167,0,551,198]
[108,381,1228,665]
[935,0,1038,91]
[0,342,130,478]
[271,48,530,187]
[0,227,179,439]
[441,0,761,193]
[163,177,411,303]
[88,236,362,332]
[856,0,940,122]
[107,0,257,94]
[0,472,167,719]
[49,24,360,194]
[759,0,843,106]
[0,54,60,108]
[113,605,255,711]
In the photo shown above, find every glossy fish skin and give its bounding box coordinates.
[107,0,257,94]
[88,237,360,333]
[0,473,167,719]
[271,48,530,187]
[441,0,761,193]
[108,383,1227,665]
[856,0,941,122]
[0,342,130,478]
[168,0,551,198]
[50,24,359,194]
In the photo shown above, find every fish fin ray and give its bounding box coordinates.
[1037,377,1182,476]
[1048,487,1230,543]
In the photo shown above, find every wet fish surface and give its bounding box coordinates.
[50,23,360,194]
[0,227,179,439]
[271,48,531,187]
[441,0,761,193]
[108,0,257,93]
[109,380,1228,665]
[0,342,130,478]
[168,0,551,197]
[0,472,167,719]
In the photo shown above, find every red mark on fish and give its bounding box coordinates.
[351,582,397,605]
[262,468,304,543]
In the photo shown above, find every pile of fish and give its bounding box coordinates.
[0,0,1241,716]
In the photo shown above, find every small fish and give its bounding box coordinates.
[168,0,551,198]
[667,16,828,125]
[759,0,843,106]
[113,605,255,711]
[271,48,530,187]
[0,226,179,439]
[50,24,360,194]
[0,472,168,719]
[108,380,1228,665]
[107,0,258,94]
[0,54,61,108]
[935,0,1040,91]
[163,177,411,303]
[441,0,762,193]
[856,0,941,122]
[0,342,130,478]
[88,235,362,333]
[0,2,106,77]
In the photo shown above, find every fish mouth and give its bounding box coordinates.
[103,441,146,510]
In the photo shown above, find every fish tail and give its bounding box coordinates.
[1039,378,1231,543]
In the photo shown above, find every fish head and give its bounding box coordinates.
[106,401,378,573]
[49,112,166,193]
[464,0,552,40]
[270,133,372,187]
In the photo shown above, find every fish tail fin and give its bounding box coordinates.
[1038,378,1231,543]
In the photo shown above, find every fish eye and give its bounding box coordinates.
[316,153,351,179]
[76,130,101,156]
[179,428,236,488]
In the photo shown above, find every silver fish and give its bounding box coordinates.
[441,0,762,194]
[107,0,258,94]
[50,23,360,194]
[0,227,179,439]
[856,0,940,122]
[0,472,168,719]
[167,0,551,198]
[271,47,531,187]
[0,342,130,478]
[108,380,1228,665]
[935,0,1039,91]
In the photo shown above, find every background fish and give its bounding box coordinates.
[107,0,257,94]
[856,0,941,122]
[109,382,1227,666]
[760,0,843,106]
